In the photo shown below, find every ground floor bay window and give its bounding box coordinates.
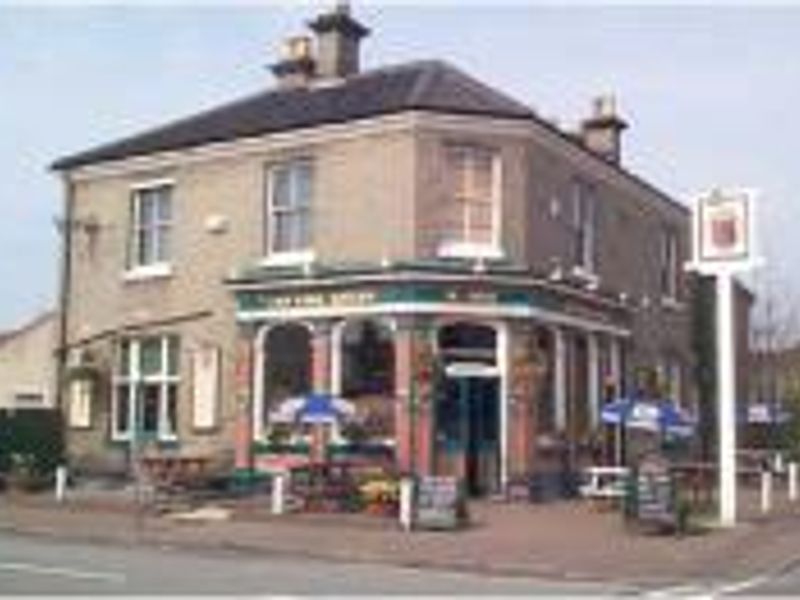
[112,335,180,442]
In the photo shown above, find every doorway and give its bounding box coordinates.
[458,375,500,496]
[436,322,501,496]
[438,372,500,496]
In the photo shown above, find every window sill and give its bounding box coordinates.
[259,250,315,268]
[110,433,179,444]
[437,242,504,260]
[123,263,173,283]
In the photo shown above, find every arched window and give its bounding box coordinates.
[341,320,395,397]
[263,323,311,409]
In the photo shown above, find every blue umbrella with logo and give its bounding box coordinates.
[602,396,695,464]
[296,393,355,424]
[602,397,694,436]
[269,394,356,425]
[742,402,791,425]
[601,397,636,426]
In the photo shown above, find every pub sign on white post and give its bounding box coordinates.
[688,187,760,528]
[691,188,758,274]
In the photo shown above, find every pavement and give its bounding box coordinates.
[3,486,800,591]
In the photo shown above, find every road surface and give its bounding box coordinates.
[2,531,797,596]
[0,532,622,595]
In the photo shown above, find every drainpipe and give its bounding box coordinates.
[55,175,75,417]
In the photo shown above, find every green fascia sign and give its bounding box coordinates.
[236,285,561,314]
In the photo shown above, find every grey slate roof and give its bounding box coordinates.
[52,60,534,171]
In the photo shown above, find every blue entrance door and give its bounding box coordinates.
[437,375,500,496]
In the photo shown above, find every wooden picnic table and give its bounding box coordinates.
[139,456,212,493]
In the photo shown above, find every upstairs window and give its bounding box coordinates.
[130,184,173,269]
[439,144,500,257]
[266,159,313,257]
[572,180,596,273]
[660,229,680,300]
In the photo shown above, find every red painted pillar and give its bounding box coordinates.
[233,329,254,472]
[393,322,414,473]
[416,402,434,476]
[509,326,537,480]
[412,326,435,476]
[311,322,332,395]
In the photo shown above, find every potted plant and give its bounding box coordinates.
[359,477,399,516]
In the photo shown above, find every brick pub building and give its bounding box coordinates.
[54,5,697,496]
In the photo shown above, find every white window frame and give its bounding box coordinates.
[112,336,180,442]
[572,179,596,276]
[264,159,315,265]
[126,180,174,279]
[437,144,503,260]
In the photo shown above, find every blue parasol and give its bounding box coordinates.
[742,402,791,425]
[601,397,636,426]
[296,393,355,424]
[269,394,356,425]
[601,396,695,437]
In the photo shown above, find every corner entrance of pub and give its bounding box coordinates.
[438,369,501,496]
[435,322,501,496]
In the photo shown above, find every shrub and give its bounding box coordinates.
[0,409,65,481]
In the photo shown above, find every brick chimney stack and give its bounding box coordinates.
[580,95,628,164]
[308,1,370,81]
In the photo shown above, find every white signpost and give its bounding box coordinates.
[687,188,760,527]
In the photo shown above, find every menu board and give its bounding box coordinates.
[415,476,463,530]
[636,470,675,526]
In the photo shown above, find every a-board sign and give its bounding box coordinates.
[637,472,674,522]
[415,476,464,530]
[635,457,675,527]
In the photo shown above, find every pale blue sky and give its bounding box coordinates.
[1,3,798,330]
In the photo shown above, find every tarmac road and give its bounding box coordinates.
[0,532,624,595]
[3,530,798,596]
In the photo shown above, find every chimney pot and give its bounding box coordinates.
[281,35,313,62]
[581,94,628,164]
[593,94,617,119]
[270,35,316,89]
[308,2,370,80]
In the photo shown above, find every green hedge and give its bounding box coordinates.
[0,409,65,478]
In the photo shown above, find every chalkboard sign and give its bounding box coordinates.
[415,476,464,530]
[634,457,676,529]
[637,473,673,520]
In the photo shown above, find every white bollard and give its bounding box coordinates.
[271,472,286,515]
[399,477,415,532]
[54,465,68,503]
[761,470,773,514]
[789,463,798,502]
[775,452,786,474]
